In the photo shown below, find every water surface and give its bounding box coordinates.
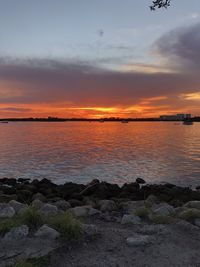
[0,121,200,186]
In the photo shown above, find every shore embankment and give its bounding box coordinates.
[1,178,200,266]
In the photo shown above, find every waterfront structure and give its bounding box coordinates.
[160,114,192,121]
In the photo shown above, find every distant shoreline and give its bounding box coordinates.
[1,117,200,122]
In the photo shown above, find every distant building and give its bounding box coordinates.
[160,114,192,121]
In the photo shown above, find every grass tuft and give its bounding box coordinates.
[178,208,200,221]
[133,207,151,218]
[47,212,82,239]
[150,214,173,224]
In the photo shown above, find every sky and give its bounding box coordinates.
[0,0,200,118]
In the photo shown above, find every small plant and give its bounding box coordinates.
[18,207,44,230]
[12,259,34,267]
[0,217,21,236]
[12,256,50,267]
[133,207,151,218]
[178,208,200,221]
[150,214,173,224]
[47,212,82,239]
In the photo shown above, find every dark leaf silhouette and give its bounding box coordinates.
[150,0,171,10]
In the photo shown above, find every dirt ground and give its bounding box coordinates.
[49,218,200,267]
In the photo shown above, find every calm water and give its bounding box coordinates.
[0,121,200,186]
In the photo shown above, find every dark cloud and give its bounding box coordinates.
[1,21,200,115]
[0,107,31,112]
[155,22,200,72]
[0,57,196,107]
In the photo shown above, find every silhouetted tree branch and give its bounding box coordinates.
[150,0,171,10]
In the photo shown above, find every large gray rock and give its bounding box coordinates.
[153,203,175,216]
[34,225,60,239]
[175,220,199,232]
[99,200,117,212]
[121,214,141,225]
[88,208,101,216]
[70,205,91,217]
[32,192,46,202]
[194,219,200,227]
[9,200,27,214]
[32,199,44,209]
[184,201,200,210]
[126,235,151,247]
[4,225,29,240]
[54,200,71,211]
[39,203,58,216]
[120,201,145,213]
[0,204,15,218]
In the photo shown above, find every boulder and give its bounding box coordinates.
[68,199,83,207]
[32,192,47,202]
[39,203,58,216]
[136,178,146,184]
[99,200,117,212]
[0,204,15,218]
[120,200,145,213]
[184,201,200,210]
[70,205,91,217]
[194,219,200,227]
[153,203,175,216]
[88,208,101,216]
[32,199,44,209]
[9,200,27,214]
[121,214,141,225]
[126,235,151,247]
[4,225,29,240]
[0,194,17,203]
[34,225,60,240]
[54,200,71,211]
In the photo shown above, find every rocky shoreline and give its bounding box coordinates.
[1,178,200,266]
[0,177,200,206]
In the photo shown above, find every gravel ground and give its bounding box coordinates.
[49,218,200,267]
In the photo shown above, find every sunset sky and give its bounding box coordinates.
[1,0,200,118]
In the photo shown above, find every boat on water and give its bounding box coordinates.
[183,120,193,125]
[1,121,8,124]
[121,120,129,123]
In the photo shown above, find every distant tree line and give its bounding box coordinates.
[150,0,171,10]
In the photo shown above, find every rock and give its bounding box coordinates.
[0,204,15,218]
[126,235,151,247]
[120,183,140,199]
[70,205,91,217]
[120,200,145,213]
[121,214,142,225]
[194,219,200,227]
[175,220,199,232]
[32,192,46,202]
[145,195,159,206]
[153,203,175,216]
[88,179,100,186]
[136,178,146,184]
[0,194,18,203]
[9,200,27,214]
[32,199,44,209]
[39,203,58,216]
[54,200,71,211]
[99,200,117,212]
[184,201,200,210]
[34,225,60,239]
[82,224,101,238]
[4,225,29,240]
[18,178,30,183]
[88,208,101,216]
[0,178,17,186]
[68,199,83,207]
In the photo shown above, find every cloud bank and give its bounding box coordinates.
[1,22,200,117]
